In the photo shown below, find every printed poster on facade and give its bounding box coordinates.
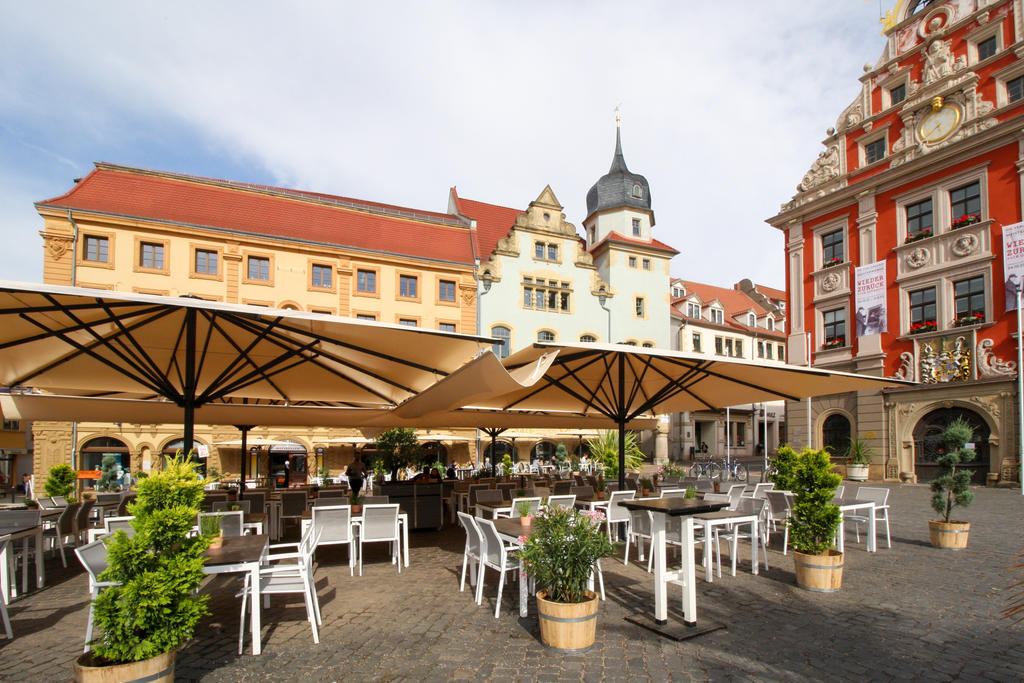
[1002,221,1024,311]
[855,261,887,337]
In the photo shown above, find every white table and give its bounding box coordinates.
[203,535,268,655]
[694,510,760,582]
[475,504,512,519]
[836,500,877,553]
[0,524,44,600]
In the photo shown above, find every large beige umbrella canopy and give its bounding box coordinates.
[0,281,494,472]
[403,342,914,487]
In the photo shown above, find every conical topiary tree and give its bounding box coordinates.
[788,448,842,555]
[97,454,121,492]
[931,417,975,523]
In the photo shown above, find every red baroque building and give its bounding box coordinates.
[768,0,1024,484]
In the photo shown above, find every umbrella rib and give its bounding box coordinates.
[95,301,176,389]
[661,357,805,403]
[221,313,414,400]
[196,312,290,401]
[0,303,170,351]
[549,352,618,416]
[197,341,315,404]
[31,294,177,394]
[13,310,170,396]
[258,317,457,377]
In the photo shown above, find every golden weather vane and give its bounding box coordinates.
[615,103,622,128]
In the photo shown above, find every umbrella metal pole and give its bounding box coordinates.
[618,354,626,491]
[183,308,198,467]
[236,425,253,490]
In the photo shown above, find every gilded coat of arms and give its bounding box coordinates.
[919,336,971,383]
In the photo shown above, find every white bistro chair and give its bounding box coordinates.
[456,512,484,595]
[311,505,354,574]
[474,518,521,618]
[197,511,243,538]
[238,525,322,653]
[544,494,576,511]
[605,490,635,541]
[508,497,542,519]
[765,490,794,554]
[0,536,12,638]
[359,504,401,575]
[846,487,892,549]
[75,539,119,651]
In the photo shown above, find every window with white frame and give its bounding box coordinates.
[766,317,775,331]
[765,342,773,360]
[687,302,701,318]
[84,235,109,263]
[897,171,987,240]
[823,308,845,347]
[523,277,570,312]
[863,137,886,165]
[538,330,556,342]
[632,218,641,236]
[692,332,701,352]
[757,341,765,358]
[709,307,723,324]
[580,334,597,343]
[748,313,757,327]
[995,60,1024,107]
[491,325,511,358]
[714,336,724,355]
[969,24,1001,65]
[635,296,645,317]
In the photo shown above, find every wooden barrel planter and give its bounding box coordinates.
[536,590,599,652]
[929,520,970,549]
[793,549,843,592]
[74,650,175,683]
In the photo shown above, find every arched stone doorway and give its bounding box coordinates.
[269,440,307,488]
[531,440,557,463]
[913,407,990,483]
[80,436,129,488]
[421,441,449,466]
[484,440,514,464]
[821,413,852,459]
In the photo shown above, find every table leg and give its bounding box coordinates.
[21,537,29,595]
[249,562,261,655]
[868,505,876,553]
[35,527,44,589]
[650,513,668,624]
[702,521,713,583]
[518,557,527,618]
[402,518,409,568]
[836,514,845,553]
[0,541,8,602]
[751,519,759,576]
[680,517,697,626]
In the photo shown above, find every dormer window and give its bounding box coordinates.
[710,308,724,324]
[748,313,757,327]
[672,286,683,298]
[687,302,701,318]
[767,317,775,331]
[631,184,643,199]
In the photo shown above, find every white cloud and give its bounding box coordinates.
[0,0,889,288]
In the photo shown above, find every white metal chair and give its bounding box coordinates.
[358,504,401,575]
[605,490,635,542]
[238,525,322,653]
[765,490,794,554]
[847,487,892,549]
[745,482,775,499]
[212,500,251,513]
[456,512,484,595]
[0,536,12,638]
[725,484,746,510]
[474,518,520,618]
[311,505,354,574]
[103,516,136,537]
[544,494,575,511]
[508,497,542,519]
[714,497,769,576]
[830,485,847,504]
[75,539,119,652]
[625,508,651,565]
[198,511,243,537]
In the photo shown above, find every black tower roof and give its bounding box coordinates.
[585,127,652,217]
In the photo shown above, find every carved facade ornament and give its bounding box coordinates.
[920,336,971,383]
[820,272,841,293]
[798,144,841,192]
[493,233,519,257]
[574,244,595,268]
[976,338,1017,377]
[835,100,863,133]
[892,351,915,380]
[923,39,966,84]
[968,395,1000,419]
[951,233,979,257]
[906,248,930,268]
[44,235,73,261]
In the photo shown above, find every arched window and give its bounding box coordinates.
[821,414,851,459]
[80,437,130,480]
[580,334,597,343]
[491,325,511,358]
[623,339,638,346]
[631,183,643,199]
[538,330,555,342]
[913,407,989,482]
[642,342,654,348]
[531,441,557,461]
[161,438,204,456]
[767,317,775,331]
[421,441,449,465]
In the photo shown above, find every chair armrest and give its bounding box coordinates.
[266,551,303,562]
[269,542,300,550]
[259,564,303,575]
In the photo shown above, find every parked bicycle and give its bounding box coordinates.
[688,455,748,482]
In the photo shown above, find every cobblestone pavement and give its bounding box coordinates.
[1,484,1022,682]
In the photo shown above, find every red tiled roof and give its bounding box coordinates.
[754,283,786,301]
[589,231,678,255]
[679,280,768,317]
[448,188,522,261]
[38,164,477,264]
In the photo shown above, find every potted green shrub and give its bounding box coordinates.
[73,454,210,683]
[516,506,616,651]
[785,448,843,592]
[44,463,78,501]
[929,418,975,549]
[586,430,643,480]
[515,499,534,524]
[501,453,514,477]
[845,437,872,482]
[348,490,364,514]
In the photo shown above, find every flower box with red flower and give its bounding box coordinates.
[910,321,937,334]
[904,228,933,244]
[951,214,981,230]
[823,257,843,268]
[822,337,845,350]
[953,312,984,327]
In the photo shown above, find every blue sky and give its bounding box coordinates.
[0,1,890,288]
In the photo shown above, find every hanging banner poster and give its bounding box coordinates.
[854,261,887,336]
[1002,221,1024,311]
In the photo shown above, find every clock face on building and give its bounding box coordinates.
[917,105,961,143]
